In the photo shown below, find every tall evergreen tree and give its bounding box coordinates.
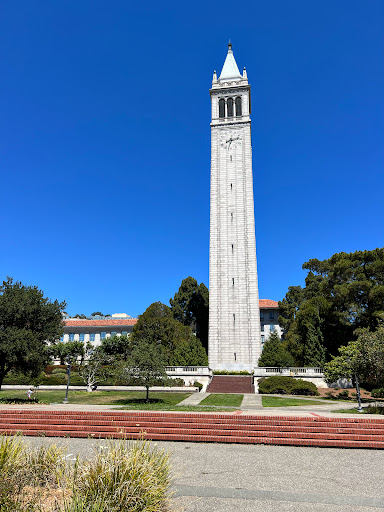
[258,330,294,368]
[0,277,66,389]
[169,277,209,351]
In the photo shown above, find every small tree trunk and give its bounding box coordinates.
[146,386,149,403]
[86,384,93,392]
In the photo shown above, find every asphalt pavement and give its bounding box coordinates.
[24,436,384,512]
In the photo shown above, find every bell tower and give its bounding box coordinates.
[209,43,261,371]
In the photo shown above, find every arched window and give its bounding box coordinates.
[227,97,234,117]
[235,96,242,117]
[219,98,225,118]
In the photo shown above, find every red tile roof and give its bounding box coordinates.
[259,299,279,309]
[64,319,138,327]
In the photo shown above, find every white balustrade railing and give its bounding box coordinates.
[165,366,211,375]
[254,367,323,377]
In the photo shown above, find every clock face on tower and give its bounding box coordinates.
[220,131,242,151]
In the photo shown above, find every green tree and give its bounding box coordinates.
[258,330,295,367]
[99,334,132,358]
[169,277,209,352]
[74,313,87,319]
[79,350,112,392]
[0,277,66,389]
[91,311,103,316]
[279,247,384,364]
[324,324,384,387]
[50,340,87,365]
[131,302,208,366]
[117,339,167,402]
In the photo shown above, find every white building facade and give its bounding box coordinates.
[209,44,261,371]
[62,315,137,347]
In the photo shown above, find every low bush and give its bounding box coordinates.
[365,405,384,415]
[0,398,39,404]
[213,370,252,375]
[193,381,203,391]
[51,368,67,374]
[0,436,172,512]
[258,376,319,396]
[337,390,350,399]
[290,380,319,396]
[371,388,384,399]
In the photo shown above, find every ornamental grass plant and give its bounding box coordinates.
[0,435,173,512]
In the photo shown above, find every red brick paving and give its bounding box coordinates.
[1,409,384,449]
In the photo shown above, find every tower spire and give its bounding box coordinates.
[219,42,242,81]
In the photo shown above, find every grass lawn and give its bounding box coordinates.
[199,393,243,407]
[262,396,326,407]
[0,389,236,412]
[332,408,365,414]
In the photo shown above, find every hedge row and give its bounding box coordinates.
[258,376,319,396]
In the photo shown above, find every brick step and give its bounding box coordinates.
[2,427,384,449]
[2,418,384,436]
[3,409,384,426]
[207,376,254,394]
[1,413,384,429]
[2,422,384,442]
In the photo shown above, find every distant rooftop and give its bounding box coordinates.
[259,299,279,309]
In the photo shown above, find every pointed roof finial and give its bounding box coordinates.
[219,41,242,80]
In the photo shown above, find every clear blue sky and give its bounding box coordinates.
[1,1,383,317]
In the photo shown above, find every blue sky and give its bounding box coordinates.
[1,1,383,317]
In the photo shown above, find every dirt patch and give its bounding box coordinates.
[317,387,372,399]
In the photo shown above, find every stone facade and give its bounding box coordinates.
[209,44,261,371]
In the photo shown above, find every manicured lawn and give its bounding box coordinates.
[200,393,243,407]
[0,389,191,406]
[262,396,326,407]
[0,389,236,412]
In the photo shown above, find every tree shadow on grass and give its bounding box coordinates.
[111,398,165,405]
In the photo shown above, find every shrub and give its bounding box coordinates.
[72,440,171,512]
[0,398,39,404]
[258,376,319,396]
[371,388,384,399]
[337,390,350,399]
[0,436,172,512]
[51,368,68,374]
[213,370,252,375]
[193,381,203,391]
[365,405,384,415]
[290,380,319,396]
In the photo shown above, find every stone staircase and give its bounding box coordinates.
[207,375,254,393]
[1,409,384,448]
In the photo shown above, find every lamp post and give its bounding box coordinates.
[63,361,72,404]
[355,373,364,413]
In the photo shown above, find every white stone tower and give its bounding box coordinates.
[209,43,261,371]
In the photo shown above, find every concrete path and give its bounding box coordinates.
[240,394,263,410]
[25,437,384,512]
[177,392,211,406]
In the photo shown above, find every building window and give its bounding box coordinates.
[261,324,264,332]
[227,97,234,117]
[219,98,225,118]
[233,313,235,321]
[261,335,265,345]
[100,332,106,340]
[235,96,242,116]
[59,335,64,342]
[69,333,75,342]
[79,333,85,342]
[122,331,128,336]
[111,332,117,337]
[269,311,274,320]
[232,278,235,286]
[270,324,275,332]
[89,333,95,342]
[260,311,264,320]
